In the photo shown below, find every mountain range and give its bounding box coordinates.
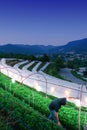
[0,38,87,55]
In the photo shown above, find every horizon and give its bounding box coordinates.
[0,37,87,46]
[0,0,87,46]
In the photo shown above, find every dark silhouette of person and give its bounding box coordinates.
[48,97,67,127]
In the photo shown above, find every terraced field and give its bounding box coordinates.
[0,73,87,130]
[0,58,87,130]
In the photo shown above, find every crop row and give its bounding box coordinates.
[0,73,86,130]
[0,74,50,115]
[0,87,61,130]
[0,116,13,130]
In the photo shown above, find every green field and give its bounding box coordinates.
[0,73,87,130]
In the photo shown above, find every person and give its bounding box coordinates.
[48,97,67,127]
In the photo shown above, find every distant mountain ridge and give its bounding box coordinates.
[0,44,55,55]
[0,38,87,55]
[58,38,87,54]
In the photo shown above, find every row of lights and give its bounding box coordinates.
[1,59,87,108]
[1,59,87,130]
[10,75,87,108]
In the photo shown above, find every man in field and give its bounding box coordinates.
[48,97,67,127]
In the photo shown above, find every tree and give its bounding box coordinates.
[83,68,87,77]
[40,54,50,62]
[55,57,65,68]
[67,59,79,70]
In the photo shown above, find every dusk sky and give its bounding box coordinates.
[0,0,87,46]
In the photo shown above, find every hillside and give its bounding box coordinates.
[0,44,55,55]
[0,38,87,55]
[58,38,87,54]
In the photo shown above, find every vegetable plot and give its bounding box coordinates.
[0,73,86,130]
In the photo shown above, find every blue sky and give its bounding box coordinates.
[0,0,87,46]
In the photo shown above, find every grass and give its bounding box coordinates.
[27,61,38,71]
[37,62,46,71]
[18,61,29,69]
